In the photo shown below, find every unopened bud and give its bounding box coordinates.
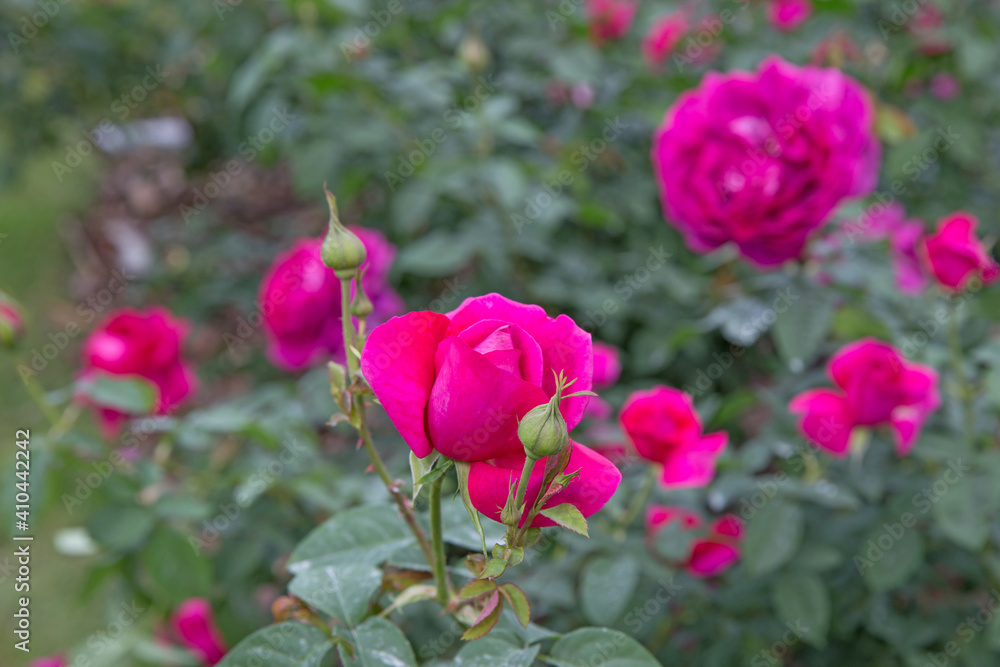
[458,34,490,72]
[320,186,367,279]
[518,392,568,459]
[350,268,374,320]
[0,289,24,349]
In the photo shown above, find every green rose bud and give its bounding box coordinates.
[518,391,569,460]
[350,268,374,320]
[320,186,367,280]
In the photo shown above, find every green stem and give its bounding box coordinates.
[948,304,974,446]
[340,279,358,378]
[19,365,61,426]
[428,475,451,604]
[513,455,539,519]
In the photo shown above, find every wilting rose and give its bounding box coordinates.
[468,441,621,527]
[652,55,880,267]
[767,0,812,32]
[361,293,593,461]
[0,288,24,348]
[642,12,689,70]
[259,230,402,371]
[79,307,197,437]
[171,598,228,666]
[619,386,728,488]
[586,0,637,44]
[646,506,744,577]
[921,212,999,292]
[789,339,940,456]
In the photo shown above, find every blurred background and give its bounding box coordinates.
[3,0,1000,665]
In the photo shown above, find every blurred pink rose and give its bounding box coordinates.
[847,203,927,294]
[929,73,960,100]
[260,229,402,371]
[652,56,880,267]
[0,289,24,348]
[767,0,812,32]
[646,506,744,577]
[171,598,228,666]
[360,293,594,461]
[619,386,727,488]
[79,307,197,437]
[592,342,621,389]
[909,4,951,55]
[642,12,689,70]
[789,339,940,456]
[586,0,637,44]
[30,657,68,667]
[921,212,999,292]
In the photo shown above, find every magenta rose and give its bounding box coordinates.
[586,0,637,44]
[920,212,999,292]
[30,658,68,667]
[79,307,197,437]
[642,12,689,70]
[619,386,728,488]
[0,289,24,348]
[652,55,880,267]
[360,293,594,461]
[789,339,940,456]
[171,598,228,666]
[259,230,402,371]
[767,0,812,32]
[646,506,744,577]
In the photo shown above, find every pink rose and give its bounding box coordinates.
[171,598,228,666]
[789,339,940,456]
[584,342,622,420]
[909,4,951,55]
[467,441,622,527]
[30,658,68,667]
[642,12,689,70]
[586,0,637,44]
[767,0,812,32]
[921,212,999,292]
[79,307,197,437]
[0,289,24,348]
[929,73,960,100]
[259,230,402,371]
[848,203,927,294]
[360,293,594,461]
[652,56,880,267]
[619,386,728,488]
[646,506,744,577]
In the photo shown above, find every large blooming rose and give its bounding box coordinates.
[921,212,999,292]
[789,339,940,456]
[619,386,728,488]
[79,307,197,437]
[361,293,594,461]
[260,230,402,371]
[171,598,228,666]
[646,505,744,577]
[652,55,880,267]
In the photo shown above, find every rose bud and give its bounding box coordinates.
[0,289,25,348]
[518,387,570,460]
[171,598,228,666]
[321,187,367,279]
[921,212,999,292]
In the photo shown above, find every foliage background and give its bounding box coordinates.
[3,0,1000,665]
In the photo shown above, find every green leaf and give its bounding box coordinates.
[338,617,417,667]
[77,373,158,414]
[480,557,508,580]
[455,461,489,554]
[88,506,154,552]
[410,452,436,502]
[545,628,660,666]
[580,554,640,627]
[860,526,923,593]
[461,594,503,641]
[141,525,211,606]
[288,559,383,627]
[539,503,589,537]
[499,584,531,628]
[771,285,834,370]
[770,573,831,648]
[218,622,333,667]
[416,459,454,487]
[932,475,989,551]
[742,501,804,577]
[454,636,540,667]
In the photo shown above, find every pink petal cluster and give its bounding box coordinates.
[586,0,637,44]
[921,212,999,292]
[767,0,812,32]
[652,55,880,267]
[360,294,621,525]
[646,506,744,577]
[259,229,402,371]
[79,307,197,437]
[789,339,940,456]
[171,598,228,666]
[850,203,927,294]
[619,386,728,488]
[642,12,689,70]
